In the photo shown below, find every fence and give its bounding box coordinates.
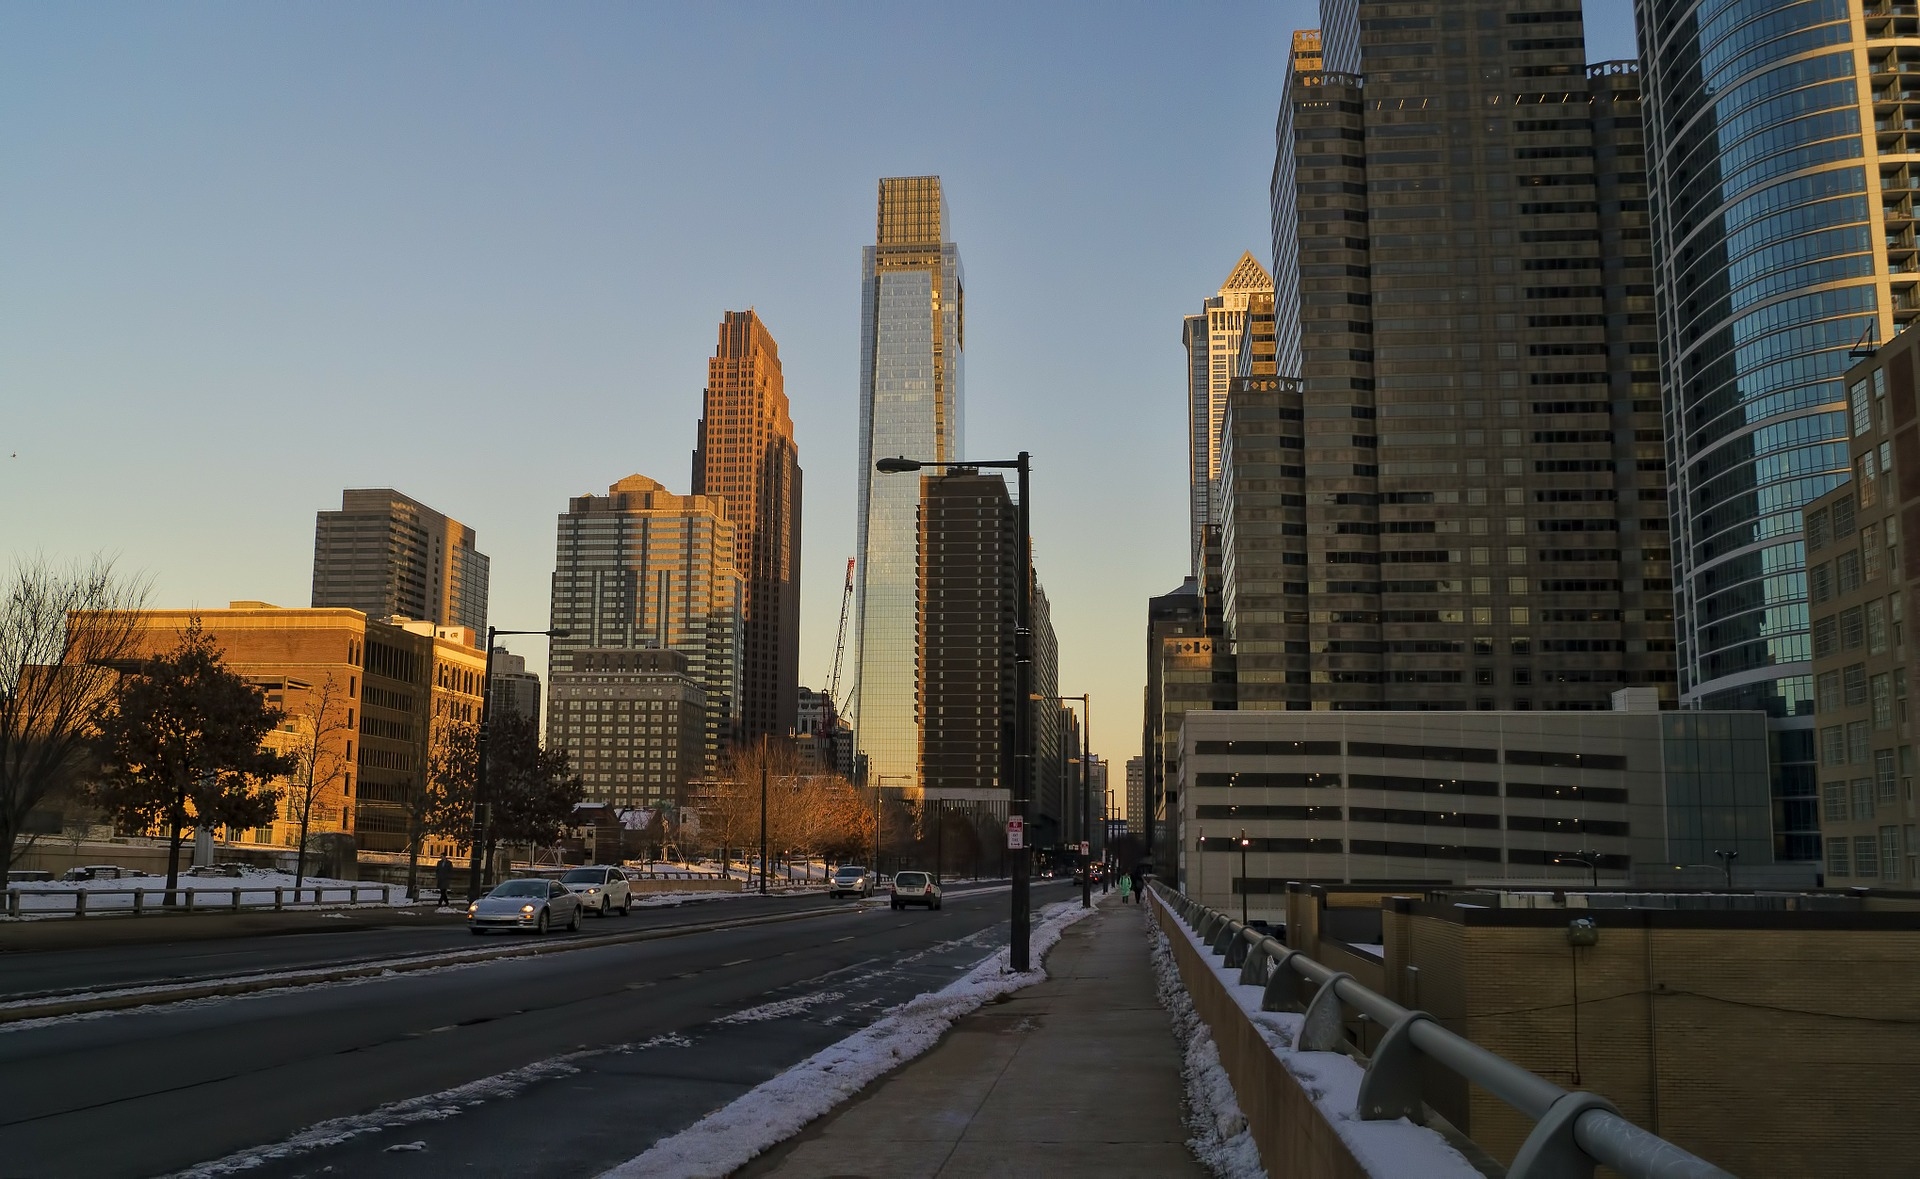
[1155,883,1736,1179]
[5,885,390,920]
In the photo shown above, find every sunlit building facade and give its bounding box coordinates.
[691,310,802,744]
[1637,0,1916,862]
[853,176,964,791]
[1185,253,1274,574]
[312,489,489,643]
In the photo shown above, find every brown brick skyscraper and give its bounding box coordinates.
[691,310,802,743]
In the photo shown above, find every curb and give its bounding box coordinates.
[0,900,873,1026]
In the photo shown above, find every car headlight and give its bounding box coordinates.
[587,887,599,894]
[467,903,478,914]
[521,903,536,915]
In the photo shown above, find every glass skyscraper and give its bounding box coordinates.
[853,176,964,789]
[1638,0,1907,858]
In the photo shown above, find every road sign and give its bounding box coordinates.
[1007,817,1025,849]
[1078,841,1089,855]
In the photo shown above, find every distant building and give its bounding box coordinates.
[1175,700,1790,916]
[312,489,488,641]
[487,647,542,730]
[548,648,705,811]
[1183,252,1272,575]
[796,687,854,778]
[691,310,802,744]
[920,469,1018,801]
[549,475,740,773]
[1126,756,1146,837]
[853,175,965,792]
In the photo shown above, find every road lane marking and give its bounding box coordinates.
[720,958,751,967]
[831,937,854,943]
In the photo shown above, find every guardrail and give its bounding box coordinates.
[5,885,390,919]
[1153,883,1736,1179]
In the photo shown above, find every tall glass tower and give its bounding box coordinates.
[1639,0,1909,858]
[853,176,964,789]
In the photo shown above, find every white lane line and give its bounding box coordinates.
[719,958,752,968]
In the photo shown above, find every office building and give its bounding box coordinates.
[1175,701,1783,912]
[1126,756,1146,837]
[548,648,705,811]
[487,647,542,729]
[312,490,488,641]
[796,687,854,777]
[853,176,965,792]
[691,310,802,743]
[1639,0,1905,862]
[549,475,740,772]
[1142,577,1232,861]
[920,469,1017,801]
[1185,253,1275,574]
[1805,334,1920,885]
[1267,3,1673,711]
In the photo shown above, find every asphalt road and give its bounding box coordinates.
[0,879,1074,1179]
[0,892,858,1002]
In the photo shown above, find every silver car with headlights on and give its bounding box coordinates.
[468,878,583,935]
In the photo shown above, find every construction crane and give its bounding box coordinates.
[827,557,855,716]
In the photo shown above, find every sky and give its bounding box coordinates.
[0,2,1638,794]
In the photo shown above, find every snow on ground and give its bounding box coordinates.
[1146,912,1266,1178]
[1148,894,1483,1179]
[596,899,1100,1179]
[4,869,400,916]
[715,990,847,1025]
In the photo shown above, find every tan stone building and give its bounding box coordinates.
[102,603,483,855]
[1807,330,1920,887]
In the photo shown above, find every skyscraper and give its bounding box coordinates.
[548,475,740,775]
[1185,253,1274,574]
[919,469,1018,801]
[311,489,489,641]
[853,176,964,790]
[1639,0,1893,860]
[1262,0,1674,711]
[691,310,802,744]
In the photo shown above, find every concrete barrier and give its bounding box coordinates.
[627,878,743,894]
[1150,891,1372,1179]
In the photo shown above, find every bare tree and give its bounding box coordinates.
[284,672,354,890]
[0,557,147,876]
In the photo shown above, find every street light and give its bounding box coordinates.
[1553,850,1600,890]
[467,625,569,902]
[1238,830,1251,926]
[1038,693,1092,909]
[878,452,1033,970]
[1713,848,1739,888]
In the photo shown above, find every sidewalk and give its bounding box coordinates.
[740,893,1206,1179]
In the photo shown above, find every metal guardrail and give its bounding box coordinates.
[5,885,390,919]
[1152,884,1737,1179]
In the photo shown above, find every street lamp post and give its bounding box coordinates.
[467,625,568,902]
[759,763,769,895]
[1238,830,1250,926]
[878,452,1033,969]
[1713,848,1739,888]
[1553,850,1600,889]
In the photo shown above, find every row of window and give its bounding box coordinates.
[1192,739,1625,769]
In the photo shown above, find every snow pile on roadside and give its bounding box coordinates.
[1150,896,1483,1179]
[1146,916,1266,1178]
[597,900,1099,1179]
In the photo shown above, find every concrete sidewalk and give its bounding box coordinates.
[740,894,1206,1179]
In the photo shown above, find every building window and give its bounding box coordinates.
[1883,827,1904,883]
[1841,607,1865,651]
[1849,721,1872,764]
[1869,601,1889,655]
[1853,779,1876,822]
[1813,615,1838,659]
[1878,750,1899,804]
[1811,563,1832,604]
[1873,675,1894,729]
[1829,837,1850,877]
[1864,525,1883,581]
[1808,508,1831,552]
[1837,550,1861,594]
[1823,781,1848,822]
[1854,835,1880,878]
[1821,725,1845,767]
[1817,671,1842,713]
[1844,664,1869,707]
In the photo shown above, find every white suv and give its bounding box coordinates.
[890,870,941,910]
[828,865,874,898]
[560,866,631,916]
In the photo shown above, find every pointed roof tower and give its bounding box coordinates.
[1219,251,1272,295]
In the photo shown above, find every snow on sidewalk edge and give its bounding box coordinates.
[1145,912,1266,1178]
[597,899,1099,1179]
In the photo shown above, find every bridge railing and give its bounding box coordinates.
[1153,882,1737,1179]
[5,884,390,919]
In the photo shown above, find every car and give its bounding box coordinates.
[827,865,874,899]
[467,879,583,935]
[890,870,941,910]
[560,865,631,916]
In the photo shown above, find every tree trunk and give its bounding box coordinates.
[293,790,312,891]
[164,815,184,906]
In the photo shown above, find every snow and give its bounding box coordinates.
[596,899,1100,1179]
[1148,893,1484,1179]
[3,869,401,917]
[716,990,847,1025]
[1146,911,1266,1178]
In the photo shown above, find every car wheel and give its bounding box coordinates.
[569,906,582,932]
[600,899,610,918]
[470,927,486,936]
[536,911,549,935]
[934,899,942,910]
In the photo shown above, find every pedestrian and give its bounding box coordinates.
[1118,870,1133,904]
[1128,863,1146,902]
[1100,864,1110,895]
[435,855,453,907]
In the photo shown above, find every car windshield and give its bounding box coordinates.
[834,866,866,878]
[560,869,605,884]
[894,872,927,886]
[489,880,549,898]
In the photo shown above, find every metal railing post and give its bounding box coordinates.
[75,890,86,918]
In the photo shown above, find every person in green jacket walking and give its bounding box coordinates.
[1117,871,1134,904]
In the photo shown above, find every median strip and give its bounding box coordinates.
[0,902,867,1027]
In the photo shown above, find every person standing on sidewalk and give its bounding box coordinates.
[435,855,453,907]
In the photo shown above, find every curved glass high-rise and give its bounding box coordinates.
[852,176,964,789]
[1639,0,1912,859]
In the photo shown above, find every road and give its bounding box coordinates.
[0,879,1075,1178]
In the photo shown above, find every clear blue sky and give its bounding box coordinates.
[1,2,1637,783]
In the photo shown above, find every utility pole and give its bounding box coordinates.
[759,762,769,895]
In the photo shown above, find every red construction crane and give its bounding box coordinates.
[827,557,855,716]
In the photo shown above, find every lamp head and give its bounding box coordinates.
[876,457,923,473]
